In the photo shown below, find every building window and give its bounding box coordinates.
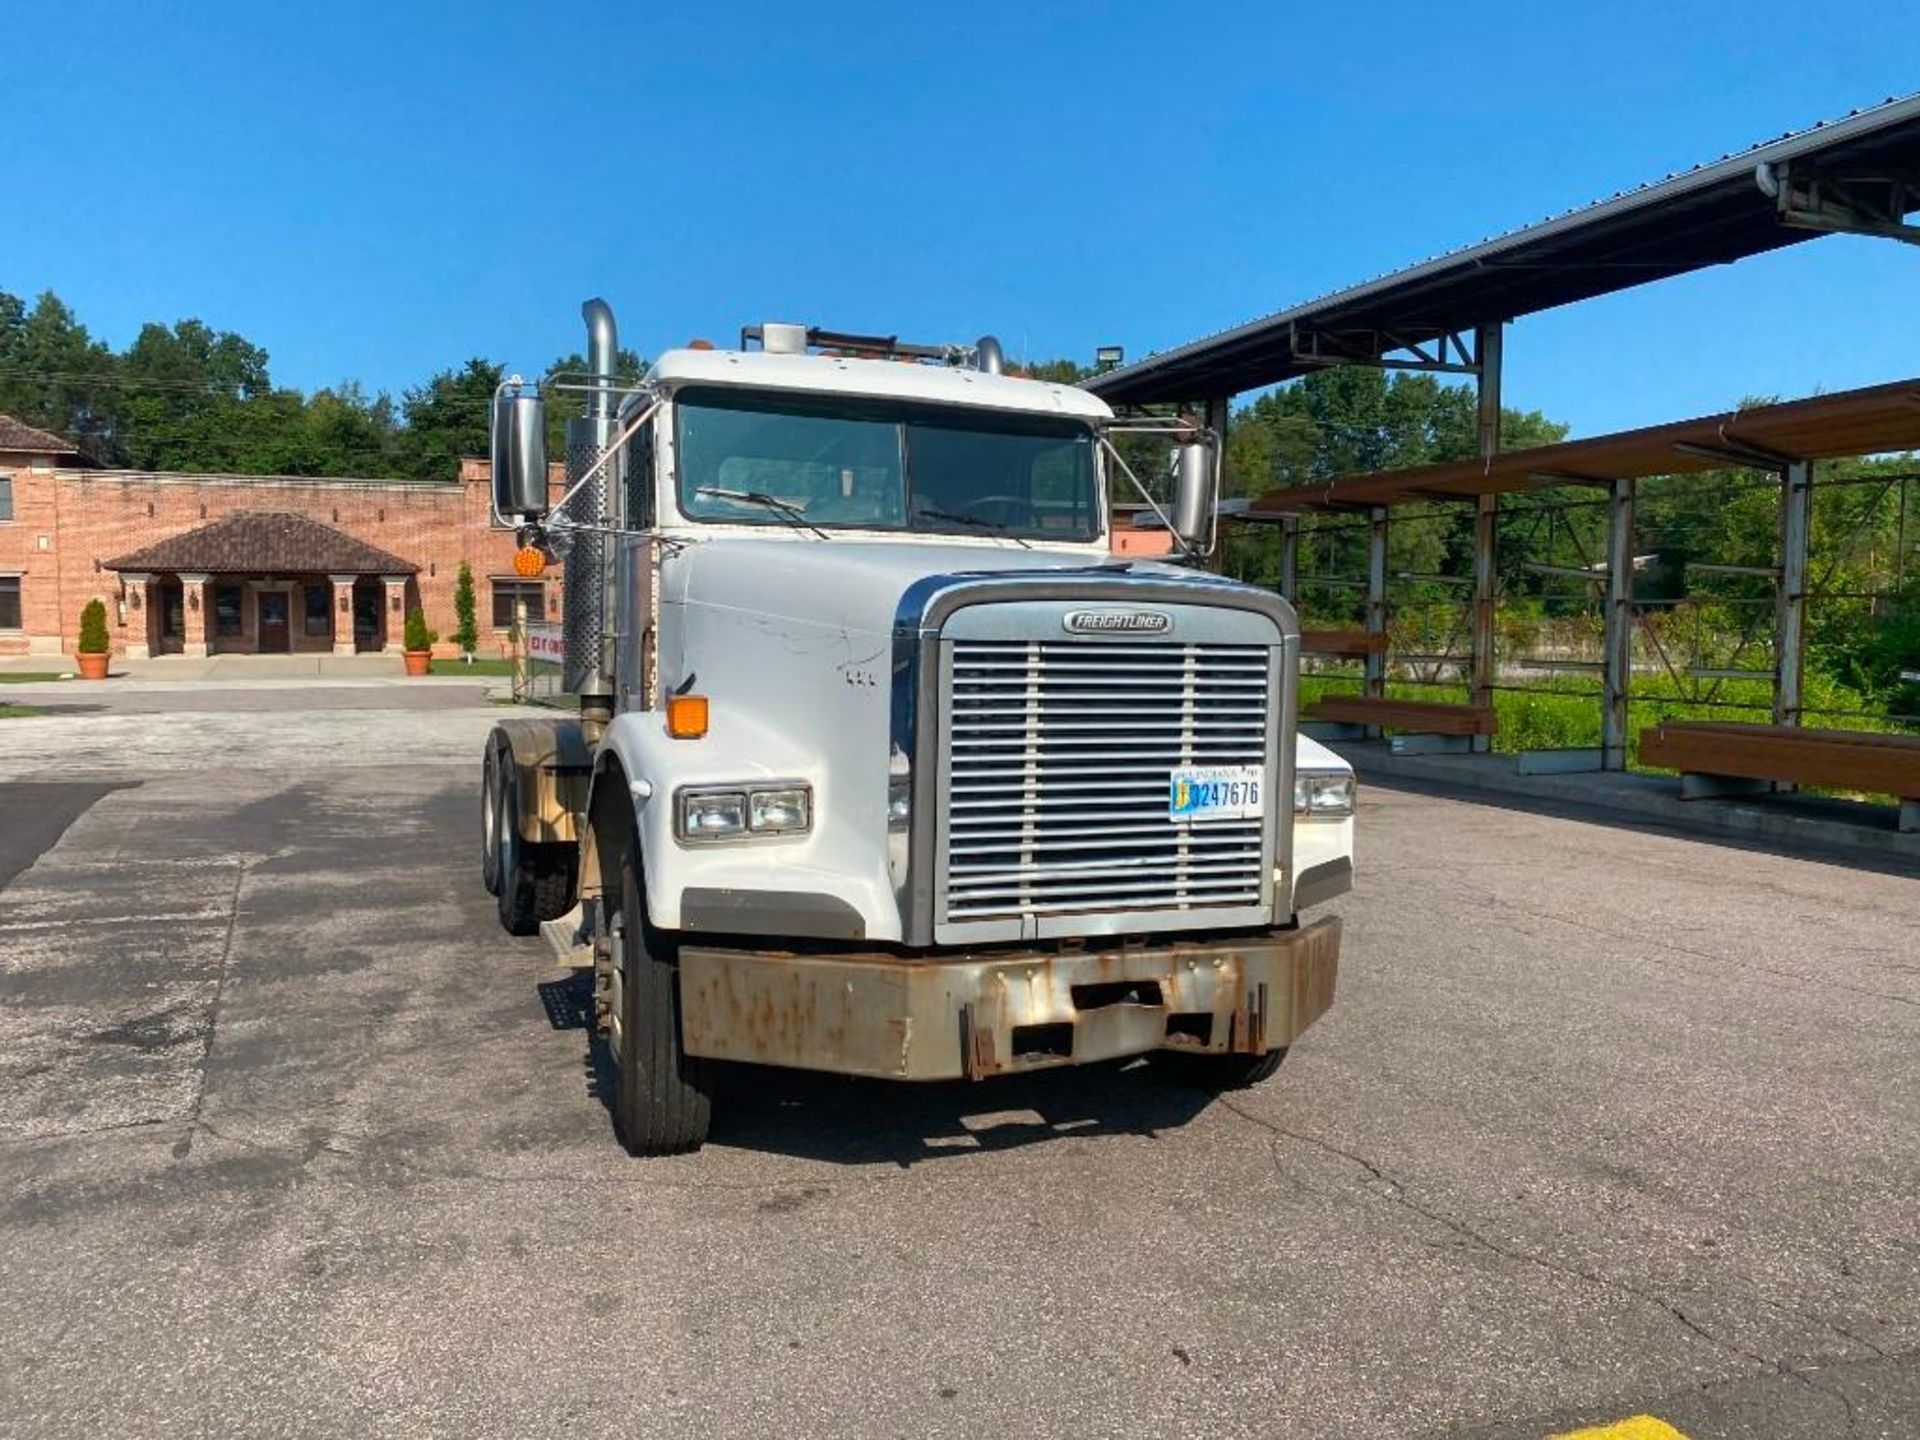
[304,584,332,637]
[491,579,543,629]
[214,585,243,638]
[0,475,13,523]
[0,576,19,630]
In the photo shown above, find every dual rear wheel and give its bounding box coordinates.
[482,741,574,937]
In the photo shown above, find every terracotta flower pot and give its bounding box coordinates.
[77,651,110,681]
[403,650,432,677]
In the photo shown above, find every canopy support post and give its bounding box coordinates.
[1774,459,1812,729]
[1602,478,1636,770]
[1470,322,1503,748]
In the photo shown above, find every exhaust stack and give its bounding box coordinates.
[563,299,619,713]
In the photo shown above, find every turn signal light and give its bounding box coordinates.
[512,546,547,578]
[667,694,709,739]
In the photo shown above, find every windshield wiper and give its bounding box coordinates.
[913,507,1031,548]
[694,486,828,540]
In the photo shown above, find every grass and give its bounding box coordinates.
[1298,670,1901,764]
[429,657,516,676]
[0,672,64,684]
[0,704,43,718]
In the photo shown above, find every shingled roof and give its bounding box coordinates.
[103,510,418,576]
[0,413,92,461]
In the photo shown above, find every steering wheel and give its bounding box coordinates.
[964,494,1038,530]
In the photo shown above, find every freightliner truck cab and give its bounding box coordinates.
[483,304,1352,1154]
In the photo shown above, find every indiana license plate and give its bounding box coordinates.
[1168,765,1265,822]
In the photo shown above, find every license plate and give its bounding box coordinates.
[1168,765,1265,822]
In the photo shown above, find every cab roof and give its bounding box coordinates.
[647,347,1112,422]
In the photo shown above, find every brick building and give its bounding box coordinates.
[0,414,563,659]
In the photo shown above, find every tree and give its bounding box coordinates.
[400,358,502,484]
[453,562,478,659]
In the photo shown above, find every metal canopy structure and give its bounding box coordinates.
[1086,93,1920,408]
[1245,378,1920,513]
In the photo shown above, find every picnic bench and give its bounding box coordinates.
[1638,720,1920,833]
[1299,629,1390,658]
[1303,696,1499,738]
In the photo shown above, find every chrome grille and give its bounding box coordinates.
[941,640,1272,924]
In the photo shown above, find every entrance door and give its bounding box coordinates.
[258,591,290,653]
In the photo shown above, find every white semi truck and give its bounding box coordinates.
[482,301,1353,1154]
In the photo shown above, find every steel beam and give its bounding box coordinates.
[1602,478,1635,770]
[1470,322,1503,751]
[1774,459,1812,728]
[1204,395,1232,575]
[1279,515,1300,604]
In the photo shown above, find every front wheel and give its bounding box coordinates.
[1151,1047,1288,1092]
[608,843,712,1155]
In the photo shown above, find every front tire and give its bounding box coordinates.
[608,843,712,1155]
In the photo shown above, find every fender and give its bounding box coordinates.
[584,703,900,940]
[491,717,592,845]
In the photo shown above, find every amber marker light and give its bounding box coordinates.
[666,695,709,739]
[512,546,547,578]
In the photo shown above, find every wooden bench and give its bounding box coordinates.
[1304,695,1499,738]
[1638,720,1920,832]
[1299,629,1389,658]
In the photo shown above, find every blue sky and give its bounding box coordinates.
[7,2,1918,437]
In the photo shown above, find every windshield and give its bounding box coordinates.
[674,386,1101,542]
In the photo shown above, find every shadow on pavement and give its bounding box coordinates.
[0,781,136,893]
[1360,768,1920,881]
[535,967,1217,1167]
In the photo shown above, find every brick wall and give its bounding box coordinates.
[0,453,565,658]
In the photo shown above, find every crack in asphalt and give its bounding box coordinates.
[170,860,248,1162]
[1215,1097,1890,1432]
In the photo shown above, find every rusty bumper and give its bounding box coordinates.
[677,916,1340,1080]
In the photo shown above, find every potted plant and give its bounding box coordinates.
[76,597,112,680]
[402,608,437,677]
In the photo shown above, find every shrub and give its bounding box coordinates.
[403,608,437,652]
[452,562,478,655]
[77,598,110,654]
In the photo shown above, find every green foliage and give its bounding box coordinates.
[403,608,437,652]
[77,597,110,653]
[453,562,479,655]
[0,287,649,484]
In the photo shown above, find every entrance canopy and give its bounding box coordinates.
[1087,93,1920,406]
[104,510,417,577]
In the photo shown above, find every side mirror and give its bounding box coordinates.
[491,390,549,521]
[1170,434,1218,556]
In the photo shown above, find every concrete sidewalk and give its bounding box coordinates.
[1330,739,1920,867]
[0,652,509,682]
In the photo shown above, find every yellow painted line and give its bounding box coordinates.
[1549,1418,1689,1440]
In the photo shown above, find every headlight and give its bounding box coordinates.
[678,789,747,840]
[1293,770,1355,818]
[676,783,813,842]
[749,787,811,834]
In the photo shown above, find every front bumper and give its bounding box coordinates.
[677,916,1340,1080]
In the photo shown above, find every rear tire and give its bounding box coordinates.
[495,763,574,936]
[481,745,502,896]
[608,841,711,1155]
[1153,1047,1288,1092]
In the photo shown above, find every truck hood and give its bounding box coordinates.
[669,537,1189,638]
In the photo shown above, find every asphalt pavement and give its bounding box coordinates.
[0,684,1914,1438]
